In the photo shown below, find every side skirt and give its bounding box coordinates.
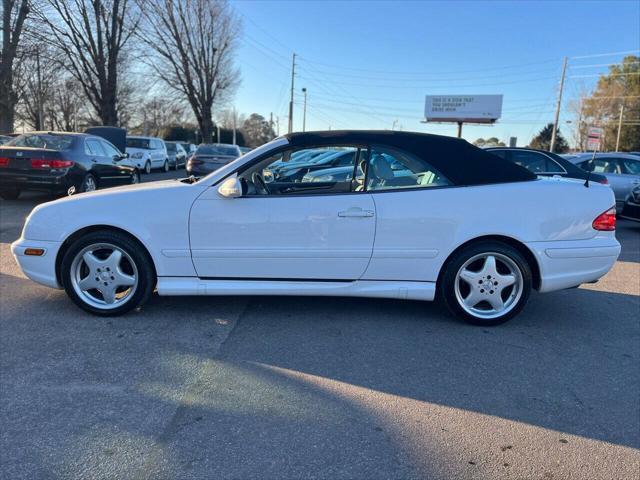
[156,277,436,301]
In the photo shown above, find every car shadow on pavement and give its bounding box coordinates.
[212,288,639,451]
[1,270,639,478]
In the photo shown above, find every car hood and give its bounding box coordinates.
[22,180,206,242]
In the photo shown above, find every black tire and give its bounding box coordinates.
[60,230,156,316]
[0,187,21,200]
[79,173,98,193]
[163,160,169,172]
[130,170,141,184]
[439,241,532,326]
[144,161,151,174]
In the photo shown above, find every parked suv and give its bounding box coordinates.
[0,132,137,199]
[126,136,169,174]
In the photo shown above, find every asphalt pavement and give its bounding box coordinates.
[1,171,639,479]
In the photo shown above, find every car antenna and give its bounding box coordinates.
[584,147,598,188]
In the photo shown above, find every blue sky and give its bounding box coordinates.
[230,0,640,146]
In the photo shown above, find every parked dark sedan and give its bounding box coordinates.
[0,132,137,200]
[486,147,608,185]
[186,143,241,176]
[620,185,640,222]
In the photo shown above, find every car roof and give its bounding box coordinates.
[284,130,536,186]
[128,136,161,140]
[574,152,639,159]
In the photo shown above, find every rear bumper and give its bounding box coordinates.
[11,237,63,289]
[526,236,621,292]
[0,172,73,193]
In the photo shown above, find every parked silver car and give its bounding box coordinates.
[165,141,187,170]
[568,153,640,210]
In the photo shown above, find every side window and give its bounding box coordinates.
[366,145,451,192]
[85,139,106,157]
[589,159,619,174]
[100,140,121,158]
[544,158,565,174]
[489,150,509,160]
[240,146,361,196]
[510,151,546,173]
[619,158,640,175]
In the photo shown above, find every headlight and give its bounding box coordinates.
[131,152,144,159]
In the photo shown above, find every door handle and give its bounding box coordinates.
[338,208,374,218]
[91,158,97,163]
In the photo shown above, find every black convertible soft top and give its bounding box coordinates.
[285,130,536,186]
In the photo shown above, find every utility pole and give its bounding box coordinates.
[270,112,274,133]
[550,56,568,153]
[288,53,296,134]
[217,124,221,143]
[615,103,624,152]
[276,116,280,136]
[301,88,307,132]
[35,47,43,130]
[232,107,237,145]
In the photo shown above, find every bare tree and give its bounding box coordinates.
[136,0,240,142]
[38,0,139,126]
[1,0,30,133]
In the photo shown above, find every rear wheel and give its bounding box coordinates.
[61,231,155,316]
[80,174,97,193]
[440,241,532,326]
[0,187,21,200]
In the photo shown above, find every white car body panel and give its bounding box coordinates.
[125,136,168,170]
[11,137,620,304]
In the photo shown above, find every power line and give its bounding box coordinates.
[297,56,559,76]
[571,49,640,60]
[569,72,640,79]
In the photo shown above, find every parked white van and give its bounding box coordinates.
[125,136,169,174]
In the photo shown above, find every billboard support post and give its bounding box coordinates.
[457,122,463,138]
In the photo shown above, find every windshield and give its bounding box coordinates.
[7,133,75,150]
[197,145,239,156]
[127,138,150,149]
[166,143,177,152]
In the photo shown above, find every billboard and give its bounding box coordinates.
[424,95,503,123]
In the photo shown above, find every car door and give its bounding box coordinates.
[616,157,640,199]
[587,158,626,202]
[100,139,133,185]
[359,144,454,283]
[189,145,376,280]
[84,138,114,187]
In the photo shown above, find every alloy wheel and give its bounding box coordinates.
[70,243,139,310]
[454,252,524,320]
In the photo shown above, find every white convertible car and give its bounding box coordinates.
[12,131,620,325]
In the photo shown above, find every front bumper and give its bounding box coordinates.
[11,237,63,289]
[526,236,621,292]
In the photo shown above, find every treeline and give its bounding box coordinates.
[0,0,276,146]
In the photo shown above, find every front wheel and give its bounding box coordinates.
[440,241,532,326]
[61,231,155,316]
[163,160,169,172]
[0,187,21,200]
[130,170,140,184]
[144,161,151,174]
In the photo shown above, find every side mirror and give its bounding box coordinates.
[122,152,129,159]
[218,176,242,198]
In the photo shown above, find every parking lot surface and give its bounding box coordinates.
[1,171,639,479]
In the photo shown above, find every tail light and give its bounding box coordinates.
[0,157,9,167]
[598,177,609,185]
[31,159,74,169]
[592,207,616,231]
